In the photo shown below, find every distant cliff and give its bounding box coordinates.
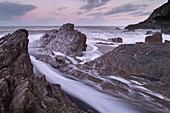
[125,0,170,33]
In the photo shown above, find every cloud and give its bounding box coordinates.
[0,2,36,20]
[103,4,148,15]
[57,7,67,11]
[50,12,63,16]
[86,3,148,18]
[77,11,83,15]
[80,0,110,11]
[130,11,151,16]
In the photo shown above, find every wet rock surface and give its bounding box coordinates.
[0,29,86,113]
[39,23,87,57]
[125,1,170,31]
[55,43,170,112]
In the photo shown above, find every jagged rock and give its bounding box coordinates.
[125,1,170,30]
[145,32,162,44]
[0,29,86,113]
[0,29,33,77]
[83,44,170,81]
[40,29,58,46]
[108,37,123,43]
[39,23,87,57]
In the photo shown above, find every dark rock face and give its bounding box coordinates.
[0,29,85,113]
[40,29,58,46]
[0,29,32,77]
[108,37,123,43]
[40,23,87,57]
[125,1,170,30]
[145,32,162,44]
[83,44,170,81]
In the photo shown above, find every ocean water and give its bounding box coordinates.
[1,26,170,62]
[1,26,170,113]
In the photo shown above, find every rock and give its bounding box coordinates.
[108,37,123,43]
[0,29,86,113]
[145,31,154,35]
[0,29,33,77]
[125,1,170,30]
[80,44,170,103]
[39,29,58,46]
[83,44,170,79]
[135,42,145,44]
[39,23,87,57]
[165,40,170,44]
[161,27,170,34]
[96,42,114,45]
[145,32,162,44]
[128,28,135,32]
[57,43,170,111]
[116,27,120,30]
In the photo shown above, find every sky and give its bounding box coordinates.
[0,0,168,26]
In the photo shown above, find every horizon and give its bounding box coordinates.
[0,0,168,26]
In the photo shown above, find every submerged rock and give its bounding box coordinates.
[0,29,86,113]
[125,1,170,31]
[40,23,87,57]
[145,32,162,44]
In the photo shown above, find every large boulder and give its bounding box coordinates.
[125,1,170,30]
[40,23,87,57]
[145,32,162,44]
[0,29,85,113]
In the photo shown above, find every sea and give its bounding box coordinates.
[0,26,170,113]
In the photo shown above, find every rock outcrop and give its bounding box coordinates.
[0,29,85,113]
[145,32,162,44]
[83,44,170,81]
[40,23,87,57]
[108,37,123,43]
[125,1,170,32]
[56,43,170,112]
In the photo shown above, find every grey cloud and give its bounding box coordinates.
[130,11,151,16]
[57,7,67,11]
[0,2,36,20]
[77,11,83,15]
[50,12,63,16]
[104,4,148,15]
[80,0,110,10]
[96,7,108,11]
